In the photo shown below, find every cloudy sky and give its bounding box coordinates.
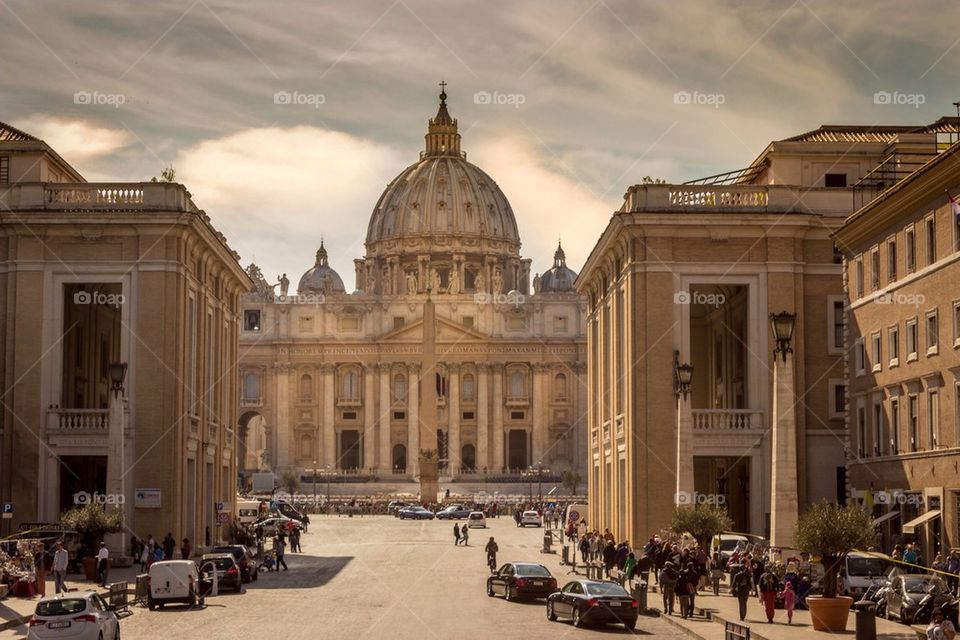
[3,0,959,284]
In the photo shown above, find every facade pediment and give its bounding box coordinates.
[379,316,488,343]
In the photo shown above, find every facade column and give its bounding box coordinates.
[492,364,504,471]
[363,366,375,471]
[275,364,290,469]
[770,351,798,547]
[378,363,392,474]
[320,363,335,469]
[476,364,490,471]
[407,364,420,475]
[448,364,460,474]
[532,363,547,465]
[750,448,765,536]
[574,362,588,478]
[675,392,694,505]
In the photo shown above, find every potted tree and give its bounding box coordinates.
[669,503,733,551]
[60,503,123,580]
[793,500,873,632]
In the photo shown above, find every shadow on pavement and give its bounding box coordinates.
[247,554,352,589]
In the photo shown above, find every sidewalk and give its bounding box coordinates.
[651,587,923,640]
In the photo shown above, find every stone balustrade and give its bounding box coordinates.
[692,408,764,430]
[0,182,200,213]
[46,408,109,432]
[620,183,850,215]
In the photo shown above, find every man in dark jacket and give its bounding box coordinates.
[730,564,752,621]
[602,540,617,577]
[659,561,679,615]
[162,533,176,560]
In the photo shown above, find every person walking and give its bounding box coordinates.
[710,553,725,596]
[180,538,192,560]
[139,541,150,572]
[780,581,796,624]
[946,550,960,595]
[52,541,69,595]
[603,540,617,577]
[461,523,469,546]
[659,561,678,615]
[623,552,637,589]
[162,533,175,560]
[926,607,957,639]
[453,523,461,546]
[290,527,301,553]
[578,535,590,565]
[275,536,288,571]
[676,563,694,619]
[730,564,752,621]
[96,542,109,587]
[758,567,779,623]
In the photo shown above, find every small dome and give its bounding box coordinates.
[298,241,345,295]
[538,242,578,293]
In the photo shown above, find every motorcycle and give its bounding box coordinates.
[913,586,959,625]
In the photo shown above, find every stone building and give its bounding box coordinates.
[576,118,960,546]
[0,121,250,549]
[835,132,960,558]
[237,91,587,491]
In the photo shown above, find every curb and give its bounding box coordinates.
[656,608,716,640]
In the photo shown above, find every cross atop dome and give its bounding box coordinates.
[425,81,461,157]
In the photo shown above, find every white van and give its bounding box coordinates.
[840,552,892,597]
[564,503,589,530]
[237,499,262,525]
[711,534,750,562]
[148,560,203,609]
[467,511,487,528]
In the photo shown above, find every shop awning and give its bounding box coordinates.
[902,509,940,534]
[872,511,900,526]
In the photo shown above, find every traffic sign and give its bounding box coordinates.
[215,502,224,512]
[2,502,12,519]
[217,512,229,525]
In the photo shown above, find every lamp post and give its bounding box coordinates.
[769,311,798,547]
[673,350,694,506]
[312,460,318,512]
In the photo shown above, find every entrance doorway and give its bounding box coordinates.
[339,430,361,470]
[507,430,528,470]
[58,456,107,514]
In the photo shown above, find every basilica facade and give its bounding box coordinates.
[237,91,587,487]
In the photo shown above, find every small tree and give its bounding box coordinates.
[562,470,582,496]
[60,503,123,548]
[669,503,733,550]
[280,470,300,495]
[794,500,873,599]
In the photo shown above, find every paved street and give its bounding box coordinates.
[67,516,682,640]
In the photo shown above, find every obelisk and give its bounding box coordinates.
[418,290,440,502]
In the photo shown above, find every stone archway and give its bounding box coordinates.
[238,411,268,478]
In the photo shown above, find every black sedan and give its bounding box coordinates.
[198,553,243,594]
[547,580,638,630]
[211,544,259,583]
[487,562,557,600]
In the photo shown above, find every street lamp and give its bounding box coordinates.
[524,461,550,505]
[673,351,693,398]
[108,362,128,395]
[770,311,796,361]
[312,459,318,511]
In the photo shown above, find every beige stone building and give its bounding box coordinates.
[576,118,960,546]
[237,91,587,491]
[835,130,960,558]
[0,121,250,550]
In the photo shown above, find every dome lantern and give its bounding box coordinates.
[424,80,462,158]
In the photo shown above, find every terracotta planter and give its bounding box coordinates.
[807,595,854,632]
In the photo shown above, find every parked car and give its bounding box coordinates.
[520,510,542,527]
[198,553,243,594]
[387,500,409,516]
[28,591,120,640]
[885,574,952,624]
[467,511,487,528]
[547,580,638,630]
[711,534,749,562]
[210,544,259,583]
[398,506,435,520]
[255,516,303,536]
[436,505,472,520]
[147,560,204,610]
[487,562,557,600]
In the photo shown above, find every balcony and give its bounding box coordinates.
[0,182,201,213]
[620,184,849,215]
[692,409,764,431]
[46,408,109,433]
[504,395,529,407]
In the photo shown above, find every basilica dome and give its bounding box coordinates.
[538,242,578,293]
[298,241,345,295]
[365,89,520,259]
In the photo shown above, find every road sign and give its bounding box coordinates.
[217,512,230,525]
[2,502,12,519]
[568,510,581,523]
[215,502,224,512]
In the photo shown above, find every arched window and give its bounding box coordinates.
[243,373,260,401]
[509,370,525,399]
[393,373,406,402]
[340,369,359,400]
[462,374,475,402]
[436,372,447,397]
[553,372,567,400]
[300,374,313,402]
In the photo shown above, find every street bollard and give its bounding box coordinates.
[542,532,552,553]
[631,581,648,613]
[854,601,876,640]
[561,545,569,565]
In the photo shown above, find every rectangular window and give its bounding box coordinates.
[906,317,918,361]
[953,301,960,347]
[828,380,846,419]
[339,316,360,331]
[831,300,844,351]
[956,384,960,447]
[890,398,900,454]
[888,325,900,366]
[509,411,525,420]
[824,173,847,187]
[872,401,883,456]
[462,411,474,420]
[855,338,866,375]
[887,237,897,282]
[243,309,261,332]
[928,390,940,449]
[393,411,405,420]
[906,226,916,273]
[926,215,936,265]
[855,257,864,298]
[870,332,881,372]
[393,316,405,330]
[908,395,919,451]
[926,309,939,355]
[857,406,866,458]
[870,248,880,290]
[0,156,8,183]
